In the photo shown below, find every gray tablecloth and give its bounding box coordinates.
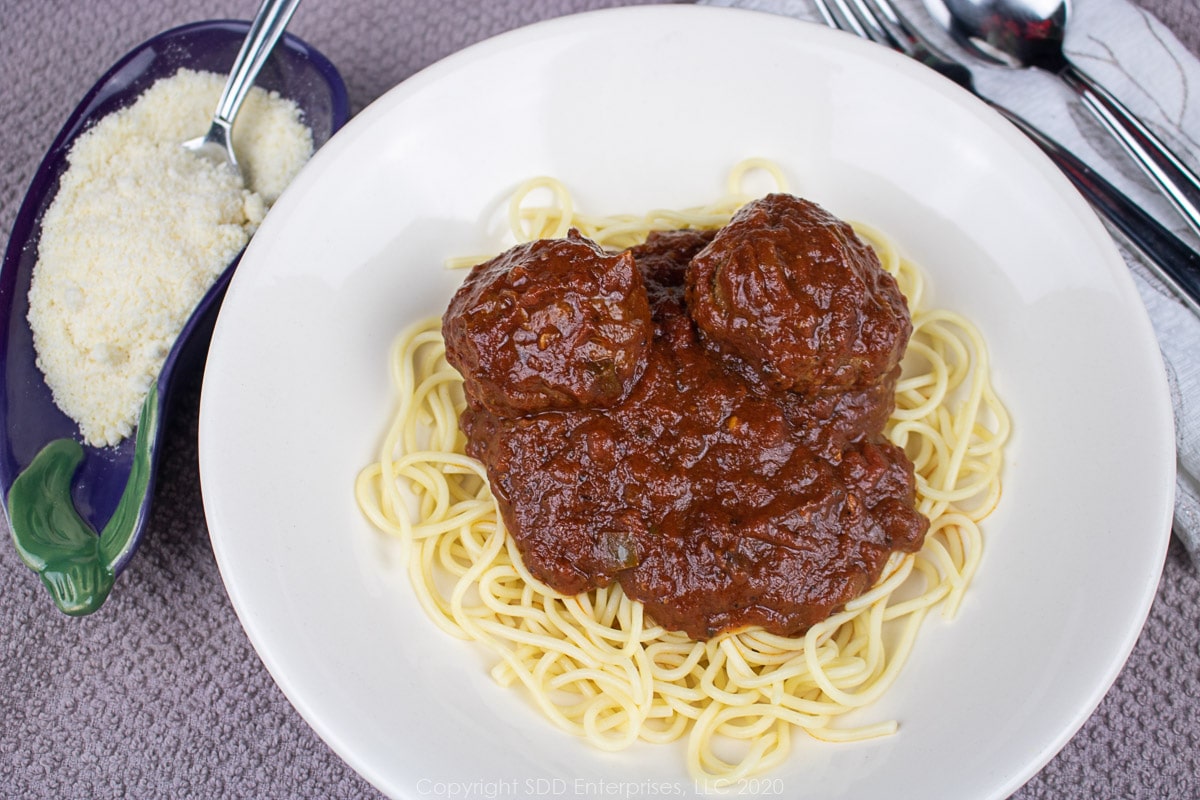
[1,1,1197,798]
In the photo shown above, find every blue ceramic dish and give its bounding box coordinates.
[0,20,350,615]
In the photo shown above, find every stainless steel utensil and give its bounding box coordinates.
[183,0,303,175]
[814,0,1200,317]
[929,0,1200,241]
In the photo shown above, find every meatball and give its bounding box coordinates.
[685,194,912,394]
[443,230,653,416]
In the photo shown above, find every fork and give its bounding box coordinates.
[813,0,1200,316]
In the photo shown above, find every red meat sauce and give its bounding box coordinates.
[443,194,928,640]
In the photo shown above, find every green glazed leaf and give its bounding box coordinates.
[7,385,159,616]
[8,438,113,615]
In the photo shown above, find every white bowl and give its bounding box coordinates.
[198,6,1175,799]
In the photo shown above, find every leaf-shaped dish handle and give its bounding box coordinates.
[8,386,158,615]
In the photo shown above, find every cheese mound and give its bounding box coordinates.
[28,69,313,446]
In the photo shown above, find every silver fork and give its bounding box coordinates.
[814,0,1200,316]
[816,0,972,87]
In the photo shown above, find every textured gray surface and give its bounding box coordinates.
[1,1,1197,798]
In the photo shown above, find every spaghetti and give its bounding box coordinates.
[355,163,1009,783]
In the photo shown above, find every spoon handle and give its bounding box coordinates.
[1061,63,1200,243]
[213,0,304,128]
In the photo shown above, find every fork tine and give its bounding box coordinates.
[843,0,894,45]
[817,0,907,53]
[860,0,952,67]
[819,0,977,89]
[856,0,905,44]
[813,0,869,39]
[860,0,903,27]
[811,0,836,26]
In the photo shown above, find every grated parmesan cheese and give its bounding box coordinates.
[27,69,313,446]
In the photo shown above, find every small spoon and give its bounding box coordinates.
[930,0,1200,241]
[183,0,303,174]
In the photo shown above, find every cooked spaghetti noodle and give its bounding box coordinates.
[355,162,1009,783]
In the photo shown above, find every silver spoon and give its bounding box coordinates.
[183,0,303,174]
[929,0,1200,241]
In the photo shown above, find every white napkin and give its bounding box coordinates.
[701,0,1200,564]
